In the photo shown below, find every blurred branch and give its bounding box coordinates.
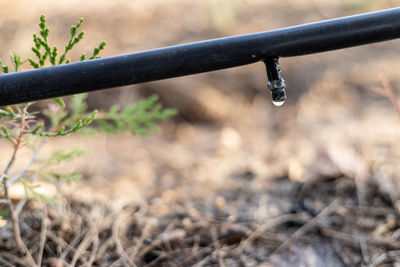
[371,76,400,118]
[7,138,47,186]
[269,199,338,256]
[0,107,36,265]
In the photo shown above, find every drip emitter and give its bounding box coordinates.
[264,57,286,106]
[0,8,399,106]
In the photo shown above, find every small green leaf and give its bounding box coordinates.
[51,172,82,182]
[89,41,106,60]
[34,192,60,205]
[27,124,44,135]
[94,95,176,135]
[54,97,65,108]
[70,93,88,114]
[0,59,9,74]
[80,53,86,61]
[28,58,40,69]
[0,210,7,220]
[39,149,85,166]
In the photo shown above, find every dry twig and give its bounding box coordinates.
[111,215,136,267]
[371,76,400,118]
[0,106,39,266]
[269,199,338,256]
[37,207,48,266]
[234,213,308,254]
[70,230,97,267]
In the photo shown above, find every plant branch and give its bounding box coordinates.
[0,107,36,265]
[14,198,27,216]
[2,180,36,266]
[371,76,400,118]
[7,138,47,186]
[0,106,29,182]
[36,207,48,267]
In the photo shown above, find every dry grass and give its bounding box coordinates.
[1,167,400,266]
[1,0,400,266]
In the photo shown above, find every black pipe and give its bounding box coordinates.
[0,7,400,105]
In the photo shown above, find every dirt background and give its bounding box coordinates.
[1,0,400,266]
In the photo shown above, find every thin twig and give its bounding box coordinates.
[86,232,99,267]
[137,219,177,259]
[2,179,32,262]
[370,253,389,267]
[14,198,27,216]
[0,107,29,183]
[0,143,19,184]
[0,256,14,267]
[193,255,211,267]
[37,206,48,267]
[60,230,87,261]
[0,105,37,266]
[234,213,308,254]
[330,240,352,266]
[47,231,80,258]
[371,76,400,118]
[359,238,370,265]
[143,253,168,267]
[70,230,96,267]
[269,199,338,256]
[0,251,30,266]
[109,258,124,267]
[130,216,157,259]
[321,228,400,249]
[210,225,225,266]
[95,237,114,262]
[7,137,47,186]
[83,208,101,267]
[112,216,136,267]
[179,247,214,266]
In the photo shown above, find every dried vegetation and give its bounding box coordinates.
[1,0,400,266]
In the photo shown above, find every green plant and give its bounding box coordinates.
[0,15,176,263]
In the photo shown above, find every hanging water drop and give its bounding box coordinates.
[272,98,285,107]
[270,87,286,106]
[264,57,286,107]
[272,100,284,106]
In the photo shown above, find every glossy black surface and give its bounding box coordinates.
[0,7,399,105]
[264,58,286,103]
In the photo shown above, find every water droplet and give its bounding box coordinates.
[272,99,285,106]
[264,57,287,107]
[270,88,286,107]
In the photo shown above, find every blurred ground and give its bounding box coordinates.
[1,0,400,266]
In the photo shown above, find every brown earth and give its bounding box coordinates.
[1,0,400,266]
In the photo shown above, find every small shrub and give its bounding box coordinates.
[0,15,176,262]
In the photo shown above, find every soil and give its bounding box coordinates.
[1,1,400,266]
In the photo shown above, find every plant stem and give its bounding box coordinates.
[2,180,23,253]
[7,138,47,186]
[0,106,37,265]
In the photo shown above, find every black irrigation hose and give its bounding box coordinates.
[0,7,400,106]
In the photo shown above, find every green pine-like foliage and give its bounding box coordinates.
[0,15,176,203]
